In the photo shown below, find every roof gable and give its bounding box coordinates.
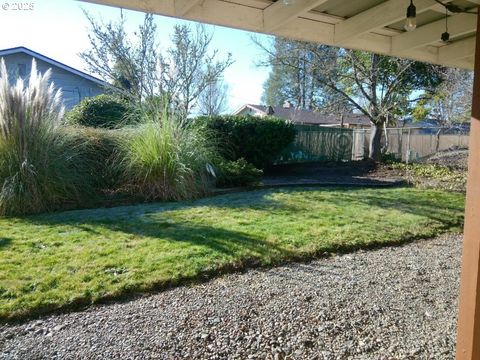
[236,104,372,126]
[0,46,107,86]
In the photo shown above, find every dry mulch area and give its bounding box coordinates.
[422,149,468,171]
[263,161,404,188]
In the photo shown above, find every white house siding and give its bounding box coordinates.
[1,53,104,109]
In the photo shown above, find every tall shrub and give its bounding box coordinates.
[195,115,296,168]
[115,105,218,201]
[0,60,93,215]
[66,94,133,129]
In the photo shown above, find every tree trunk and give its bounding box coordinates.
[369,123,383,161]
[382,120,389,154]
[435,127,443,152]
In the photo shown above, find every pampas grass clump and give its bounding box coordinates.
[116,104,218,201]
[0,59,93,215]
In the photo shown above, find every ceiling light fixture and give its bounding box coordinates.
[404,0,417,32]
[404,0,477,39]
[282,0,296,5]
[441,7,450,43]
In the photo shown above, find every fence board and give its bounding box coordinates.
[277,126,354,163]
[355,128,469,161]
[277,126,469,164]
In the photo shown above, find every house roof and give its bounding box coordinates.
[81,0,478,70]
[234,104,372,126]
[0,46,107,86]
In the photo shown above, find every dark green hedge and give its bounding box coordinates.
[66,94,132,129]
[195,115,296,168]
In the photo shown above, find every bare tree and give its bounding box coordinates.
[413,68,473,127]
[159,24,233,116]
[80,11,159,102]
[413,68,473,150]
[80,13,233,116]
[256,37,445,160]
[197,79,229,115]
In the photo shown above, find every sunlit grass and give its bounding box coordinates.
[0,187,465,320]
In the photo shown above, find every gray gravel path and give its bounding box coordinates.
[0,233,462,360]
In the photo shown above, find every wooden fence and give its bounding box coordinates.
[276,126,354,163]
[353,127,469,162]
[276,125,469,164]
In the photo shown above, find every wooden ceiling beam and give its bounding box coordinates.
[78,0,474,69]
[430,3,453,14]
[445,56,475,69]
[175,0,203,16]
[333,0,443,45]
[392,13,477,53]
[438,36,476,62]
[263,0,330,32]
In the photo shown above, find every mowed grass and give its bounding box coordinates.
[0,187,465,320]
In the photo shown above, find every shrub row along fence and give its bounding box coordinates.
[277,125,469,164]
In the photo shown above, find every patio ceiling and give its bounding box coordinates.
[80,0,479,69]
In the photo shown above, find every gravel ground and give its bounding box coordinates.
[0,233,462,360]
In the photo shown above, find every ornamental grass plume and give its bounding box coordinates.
[115,101,219,201]
[0,59,92,215]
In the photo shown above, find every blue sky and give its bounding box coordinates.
[0,0,272,111]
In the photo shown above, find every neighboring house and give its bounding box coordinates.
[0,46,106,109]
[399,118,470,135]
[234,102,372,129]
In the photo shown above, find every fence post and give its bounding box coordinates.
[351,130,356,161]
[406,128,411,164]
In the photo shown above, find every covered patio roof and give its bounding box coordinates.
[81,0,479,69]
[79,1,480,359]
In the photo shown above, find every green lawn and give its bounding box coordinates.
[0,187,465,320]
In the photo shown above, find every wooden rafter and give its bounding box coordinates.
[79,0,476,69]
[263,0,329,32]
[439,36,476,62]
[333,0,442,45]
[175,0,203,16]
[392,13,477,53]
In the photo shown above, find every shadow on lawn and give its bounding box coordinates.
[4,186,464,322]
[27,212,293,264]
[0,238,11,248]
[25,187,305,222]
[8,217,295,322]
[24,187,464,261]
[211,186,464,229]
[27,186,464,233]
